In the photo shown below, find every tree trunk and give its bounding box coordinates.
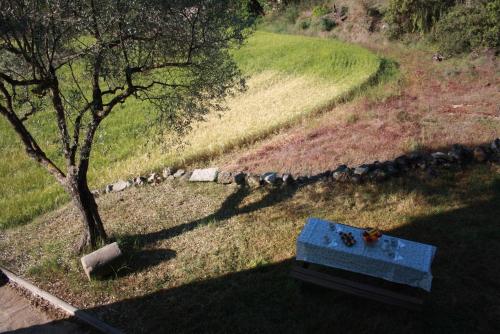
[69,176,108,253]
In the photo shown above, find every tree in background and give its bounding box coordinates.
[433,0,500,55]
[0,0,252,251]
[385,0,499,54]
[385,0,458,37]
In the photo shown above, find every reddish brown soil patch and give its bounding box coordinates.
[221,48,499,175]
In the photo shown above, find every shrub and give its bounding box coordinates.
[283,5,300,24]
[483,0,500,48]
[320,17,336,31]
[385,0,456,38]
[341,6,349,17]
[433,1,500,55]
[312,4,331,17]
[299,19,311,30]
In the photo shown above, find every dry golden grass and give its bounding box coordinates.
[93,71,345,181]
[0,31,380,229]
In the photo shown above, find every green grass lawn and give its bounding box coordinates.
[0,31,382,229]
[1,164,498,333]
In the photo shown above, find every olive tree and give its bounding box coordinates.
[0,0,251,251]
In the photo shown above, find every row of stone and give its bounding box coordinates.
[98,139,500,195]
[329,140,500,184]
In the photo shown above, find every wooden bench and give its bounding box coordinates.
[291,261,425,311]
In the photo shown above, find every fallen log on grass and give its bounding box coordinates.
[80,242,123,280]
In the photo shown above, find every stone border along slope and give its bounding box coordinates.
[0,266,123,334]
[99,139,500,195]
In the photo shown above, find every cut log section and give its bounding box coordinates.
[80,242,123,280]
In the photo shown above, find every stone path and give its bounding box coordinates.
[0,283,90,333]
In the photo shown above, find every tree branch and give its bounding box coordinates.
[0,97,66,185]
[48,71,72,162]
[0,72,45,87]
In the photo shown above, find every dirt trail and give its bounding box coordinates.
[0,283,90,334]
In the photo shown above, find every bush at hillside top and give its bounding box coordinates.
[283,4,300,23]
[340,5,349,17]
[385,0,456,37]
[299,19,311,30]
[312,4,331,17]
[320,17,336,31]
[433,1,500,55]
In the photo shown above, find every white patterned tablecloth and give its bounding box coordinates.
[296,218,437,291]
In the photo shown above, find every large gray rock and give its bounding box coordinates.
[147,173,161,184]
[233,172,246,185]
[111,180,131,192]
[491,138,500,153]
[180,171,192,181]
[369,168,387,182]
[354,165,370,176]
[282,173,294,185]
[162,167,173,178]
[351,174,362,184]
[173,169,185,178]
[431,152,451,165]
[80,242,123,280]
[448,144,471,162]
[473,146,488,162]
[217,171,233,184]
[133,176,146,186]
[296,176,309,184]
[431,152,448,160]
[382,161,399,176]
[246,174,261,188]
[416,158,428,170]
[332,165,350,182]
[189,168,218,182]
[262,172,278,185]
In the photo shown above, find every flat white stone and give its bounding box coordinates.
[111,180,130,192]
[189,168,218,182]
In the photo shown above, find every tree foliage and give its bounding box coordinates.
[385,0,456,37]
[433,0,500,55]
[0,0,252,250]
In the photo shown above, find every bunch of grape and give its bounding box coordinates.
[339,232,356,247]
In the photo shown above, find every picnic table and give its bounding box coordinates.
[292,218,437,309]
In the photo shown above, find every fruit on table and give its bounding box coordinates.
[363,228,382,243]
[339,232,356,247]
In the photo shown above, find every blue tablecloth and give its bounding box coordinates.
[296,218,437,291]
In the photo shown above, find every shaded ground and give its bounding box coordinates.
[0,281,89,334]
[1,163,499,333]
[220,48,499,175]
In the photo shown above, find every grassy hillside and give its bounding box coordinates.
[0,31,382,229]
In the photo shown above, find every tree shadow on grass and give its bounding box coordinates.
[118,160,498,277]
[12,174,500,333]
[114,248,176,278]
[0,271,7,287]
[121,182,302,249]
[102,174,499,333]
